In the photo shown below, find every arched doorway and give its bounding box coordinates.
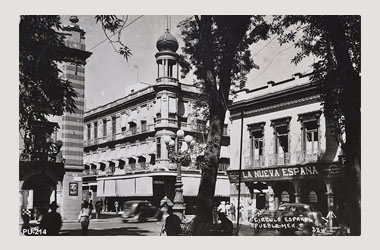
[300,179,327,215]
[21,174,57,212]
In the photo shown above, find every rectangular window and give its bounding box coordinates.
[298,111,321,163]
[112,116,116,136]
[87,124,91,140]
[94,122,98,139]
[275,124,289,154]
[248,122,265,168]
[103,119,107,137]
[156,137,161,159]
[270,117,291,166]
[303,120,319,153]
[141,120,147,132]
[129,122,137,135]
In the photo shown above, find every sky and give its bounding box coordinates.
[61,15,315,111]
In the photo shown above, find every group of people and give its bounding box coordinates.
[21,199,105,236]
[217,201,256,222]
[161,205,234,236]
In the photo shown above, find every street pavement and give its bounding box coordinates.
[58,214,275,236]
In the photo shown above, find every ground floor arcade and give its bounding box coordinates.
[82,171,230,215]
[227,162,346,224]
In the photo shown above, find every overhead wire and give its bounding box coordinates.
[88,15,144,52]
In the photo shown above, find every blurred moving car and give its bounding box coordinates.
[122,200,163,223]
[275,203,327,235]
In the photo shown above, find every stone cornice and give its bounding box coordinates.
[231,94,320,120]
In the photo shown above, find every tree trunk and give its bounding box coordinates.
[193,101,226,235]
[321,15,361,235]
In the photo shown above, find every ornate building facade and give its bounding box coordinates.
[227,73,346,222]
[83,29,230,214]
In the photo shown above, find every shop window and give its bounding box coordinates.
[308,191,318,203]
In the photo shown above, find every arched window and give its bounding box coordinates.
[281,191,290,202]
[308,191,318,203]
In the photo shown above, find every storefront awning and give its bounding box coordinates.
[114,177,153,197]
[115,179,135,196]
[215,178,230,197]
[104,179,116,196]
[182,176,229,197]
[182,177,200,196]
[97,180,105,197]
[220,146,230,159]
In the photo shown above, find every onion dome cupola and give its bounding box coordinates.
[155,29,180,82]
[156,29,179,52]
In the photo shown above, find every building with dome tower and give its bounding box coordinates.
[82,29,231,214]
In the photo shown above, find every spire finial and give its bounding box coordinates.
[69,16,79,24]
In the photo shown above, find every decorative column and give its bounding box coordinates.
[324,179,336,230]
[292,180,301,203]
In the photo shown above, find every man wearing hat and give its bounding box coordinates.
[40,201,62,236]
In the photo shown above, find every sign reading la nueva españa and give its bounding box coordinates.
[227,163,343,182]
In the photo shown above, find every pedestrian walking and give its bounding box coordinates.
[217,201,226,214]
[40,201,62,236]
[163,206,182,236]
[229,203,236,221]
[247,203,254,222]
[225,202,231,217]
[114,201,119,215]
[239,204,244,222]
[214,212,233,236]
[95,200,103,219]
[78,200,92,236]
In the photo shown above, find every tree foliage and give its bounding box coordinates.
[19,15,79,159]
[95,15,133,60]
[178,15,270,235]
[19,15,133,160]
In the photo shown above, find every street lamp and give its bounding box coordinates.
[163,130,194,220]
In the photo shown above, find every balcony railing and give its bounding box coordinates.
[244,156,266,168]
[296,150,321,164]
[268,153,291,166]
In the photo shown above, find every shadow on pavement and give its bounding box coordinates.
[61,227,152,236]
